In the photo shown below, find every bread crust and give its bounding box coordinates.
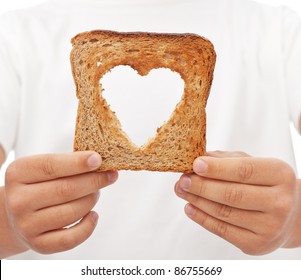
[70,30,216,173]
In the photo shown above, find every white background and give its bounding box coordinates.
[1,1,301,279]
[0,0,301,184]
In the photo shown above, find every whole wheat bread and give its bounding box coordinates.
[70,30,216,173]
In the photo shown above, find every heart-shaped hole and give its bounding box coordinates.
[101,66,185,147]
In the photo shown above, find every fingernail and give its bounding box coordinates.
[90,211,99,225]
[106,170,118,182]
[193,158,208,175]
[175,181,185,194]
[87,153,102,169]
[185,204,196,216]
[179,175,191,190]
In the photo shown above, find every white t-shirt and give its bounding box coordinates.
[1,0,301,259]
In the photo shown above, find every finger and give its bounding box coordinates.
[31,211,99,254]
[7,151,103,184]
[28,170,118,210]
[193,156,288,185]
[184,203,259,254]
[175,182,263,232]
[31,192,100,234]
[177,174,271,211]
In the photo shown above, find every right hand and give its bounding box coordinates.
[4,151,118,254]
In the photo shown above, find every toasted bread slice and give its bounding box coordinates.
[70,30,216,173]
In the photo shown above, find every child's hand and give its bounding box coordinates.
[175,151,301,255]
[4,151,118,254]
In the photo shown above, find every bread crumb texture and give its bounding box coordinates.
[70,30,216,173]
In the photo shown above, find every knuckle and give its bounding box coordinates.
[212,220,229,238]
[189,195,201,206]
[194,176,207,196]
[237,160,254,182]
[214,161,224,179]
[195,210,209,226]
[40,157,56,177]
[82,173,106,193]
[273,194,293,217]
[56,181,76,197]
[91,173,104,189]
[224,184,243,206]
[216,204,233,219]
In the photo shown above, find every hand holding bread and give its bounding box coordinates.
[175,151,301,255]
[3,152,117,255]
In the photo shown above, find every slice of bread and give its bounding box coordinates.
[70,30,216,173]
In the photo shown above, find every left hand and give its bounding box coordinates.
[175,151,300,255]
